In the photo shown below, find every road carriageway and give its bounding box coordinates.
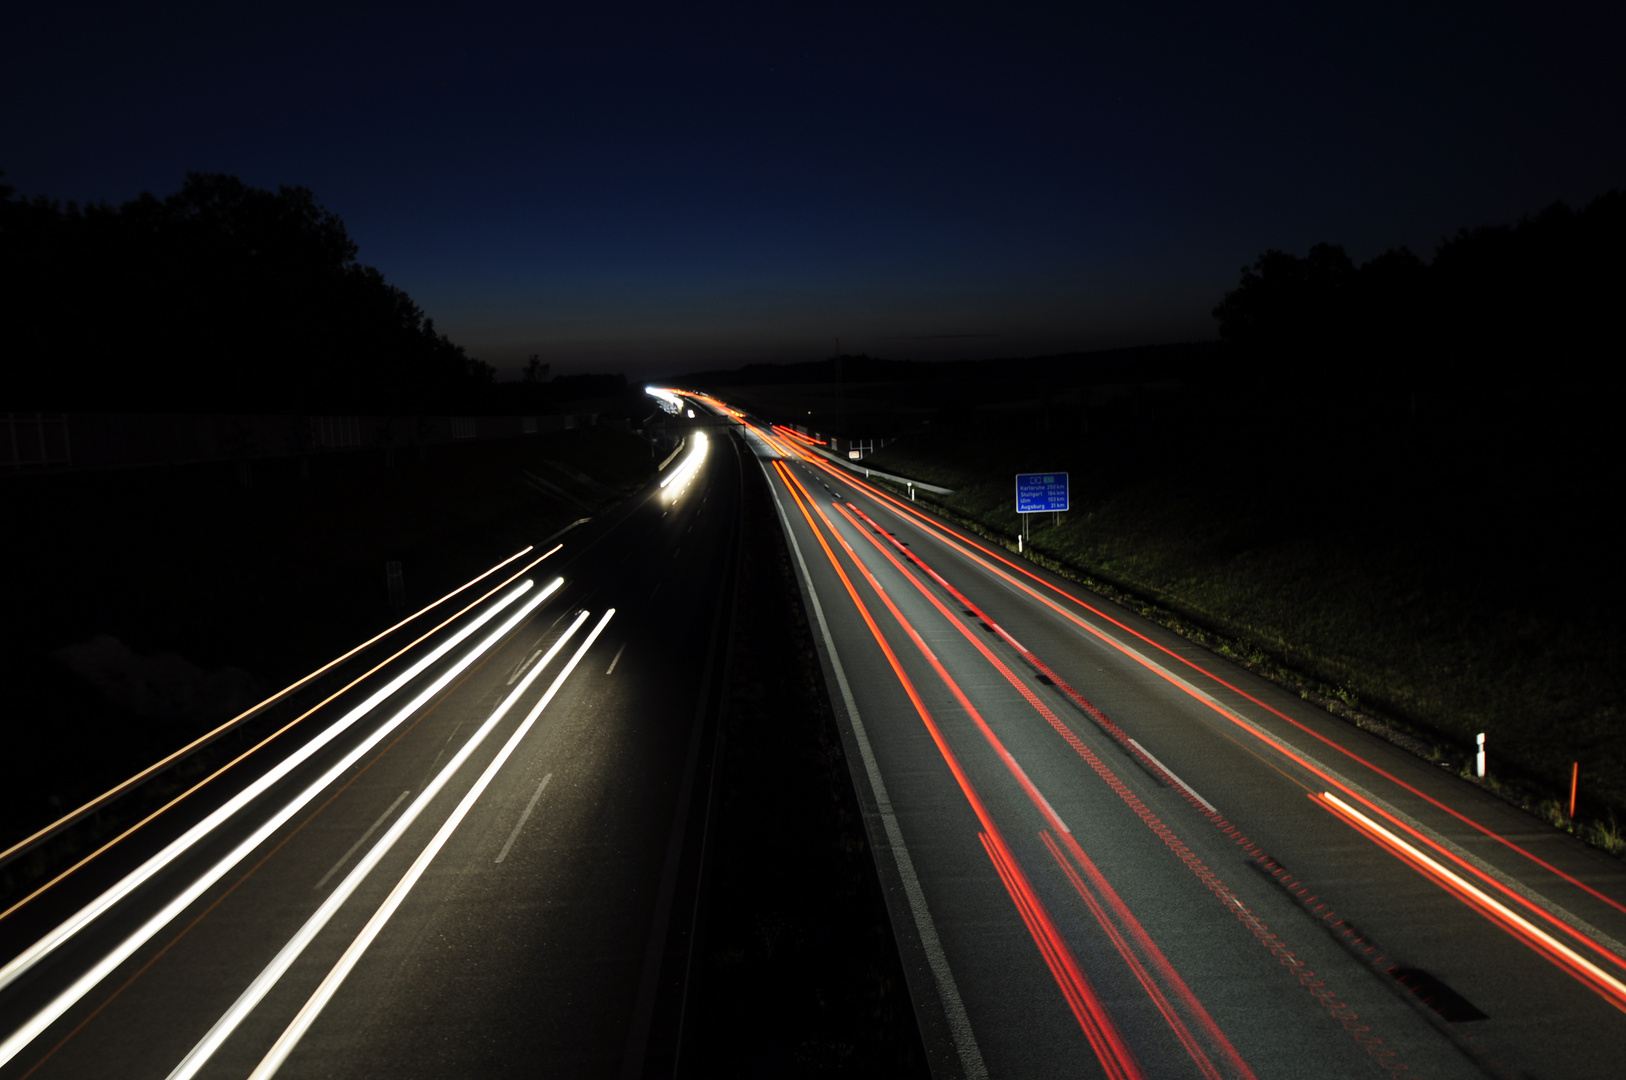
[678,390,1626,1080]
[0,428,741,1080]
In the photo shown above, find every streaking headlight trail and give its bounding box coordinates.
[248,609,618,1079]
[0,578,554,1000]
[165,609,596,1080]
[659,430,708,493]
[645,386,683,414]
[0,579,561,1070]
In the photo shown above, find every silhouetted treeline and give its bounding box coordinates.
[1212,189,1625,414]
[1,173,494,412]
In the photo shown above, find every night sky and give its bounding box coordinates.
[6,3,1623,380]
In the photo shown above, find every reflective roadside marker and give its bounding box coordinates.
[1476,732,1487,778]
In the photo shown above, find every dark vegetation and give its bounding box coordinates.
[1,172,492,413]
[710,188,1626,846]
[0,172,654,419]
[690,444,928,1077]
[1212,191,1622,415]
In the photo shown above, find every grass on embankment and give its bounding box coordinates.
[860,406,1626,851]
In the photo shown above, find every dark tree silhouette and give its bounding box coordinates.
[1211,243,1359,393]
[1,172,494,412]
[1212,189,1624,414]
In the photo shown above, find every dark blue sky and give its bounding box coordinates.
[7,2,1624,380]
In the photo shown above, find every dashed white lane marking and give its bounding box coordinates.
[507,650,544,686]
[606,643,628,675]
[314,791,411,891]
[495,774,553,864]
[1127,738,1219,815]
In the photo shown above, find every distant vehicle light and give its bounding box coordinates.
[686,408,695,418]
[644,386,683,415]
[660,431,709,492]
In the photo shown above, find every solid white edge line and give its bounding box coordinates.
[164,610,590,1080]
[313,790,412,892]
[0,577,550,1000]
[494,774,553,864]
[248,610,617,1079]
[656,436,686,470]
[762,460,987,1080]
[0,581,557,1071]
[1126,739,1219,815]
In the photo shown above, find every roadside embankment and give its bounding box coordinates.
[859,405,1626,856]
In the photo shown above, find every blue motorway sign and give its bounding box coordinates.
[1015,472,1069,513]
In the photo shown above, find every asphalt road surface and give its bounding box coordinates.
[0,423,740,1080]
[6,394,1626,1080]
[719,397,1626,1080]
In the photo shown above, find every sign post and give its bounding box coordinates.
[1015,472,1069,550]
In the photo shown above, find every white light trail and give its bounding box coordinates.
[0,546,538,869]
[249,609,618,1079]
[659,431,709,491]
[0,579,549,1000]
[0,580,560,1070]
[645,386,683,414]
[0,579,551,997]
[164,610,593,1080]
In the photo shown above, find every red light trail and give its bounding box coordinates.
[772,460,1146,1080]
[762,441,1626,972]
[717,391,1626,1019]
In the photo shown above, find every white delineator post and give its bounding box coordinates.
[1476,732,1487,778]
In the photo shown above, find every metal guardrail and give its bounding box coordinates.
[800,442,956,494]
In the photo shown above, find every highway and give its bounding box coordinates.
[0,424,740,1080]
[708,395,1626,1079]
[5,390,1626,1080]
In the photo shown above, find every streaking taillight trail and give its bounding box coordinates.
[1314,792,1626,1014]
[772,459,1152,1080]
[743,393,1626,999]
[828,496,1256,1080]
